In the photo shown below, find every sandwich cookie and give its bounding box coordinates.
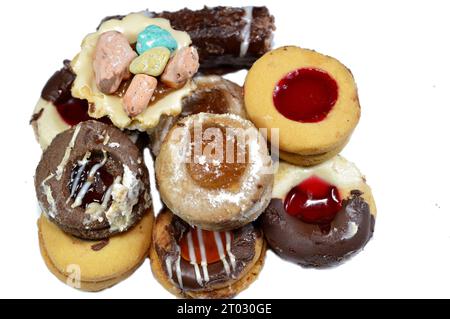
[35,120,151,240]
[245,46,360,166]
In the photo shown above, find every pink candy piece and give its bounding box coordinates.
[93,31,137,94]
[161,47,200,89]
[123,74,158,117]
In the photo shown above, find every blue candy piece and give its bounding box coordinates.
[136,25,178,55]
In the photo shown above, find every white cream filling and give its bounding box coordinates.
[32,98,71,150]
[273,156,365,199]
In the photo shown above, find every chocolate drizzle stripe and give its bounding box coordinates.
[91,238,110,251]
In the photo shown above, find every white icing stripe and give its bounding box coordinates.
[239,6,253,57]
[196,227,209,283]
[71,151,108,208]
[70,152,91,198]
[225,231,236,271]
[55,125,81,180]
[187,231,203,286]
[102,176,121,208]
[214,231,231,276]
[175,254,183,290]
[165,257,173,281]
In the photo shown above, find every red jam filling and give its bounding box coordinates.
[68,155,114,208]
[273,68,338,123]
[284,176,342,225]
[180,227,230,264]
[55,97,111,126]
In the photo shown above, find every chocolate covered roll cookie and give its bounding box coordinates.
[35,120,151,240]
[100,6,275,73]
[260,156,376,267]
[150,209,266,298]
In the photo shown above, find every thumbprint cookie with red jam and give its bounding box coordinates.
[245,46,360,166]
[260,156,376,268]
[150,208,266,298]
[155,113,274,231]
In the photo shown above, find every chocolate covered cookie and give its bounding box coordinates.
[150,209,266,298]
[260,156,376,267]
[35,120,151,240]
[149,75,246,157]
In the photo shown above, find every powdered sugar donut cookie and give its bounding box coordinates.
[155,113,273,231]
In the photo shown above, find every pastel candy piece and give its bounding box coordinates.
[137,25,177,55]
[130,47,171,76]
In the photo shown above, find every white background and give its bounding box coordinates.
[0,0,449,299]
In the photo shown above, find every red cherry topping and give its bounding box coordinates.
[180,227,229,264]
[273,68,338,123]
[55,97,112,126]
[284,176,342,224]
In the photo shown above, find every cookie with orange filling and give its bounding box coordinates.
[155,113,273,231]
[150,209,266,298]
[244,46,360,166]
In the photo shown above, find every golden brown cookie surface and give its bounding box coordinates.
[38,210,154,291]
[244,46,360,162]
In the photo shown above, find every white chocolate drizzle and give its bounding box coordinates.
[69,151,91,199]
[41,174,56,218]
[55,125,81,180]
[196,227,210,283]
[225,231,237,271]
[214,231,231,276]
[187,231,203,286]
[240,6,253,57]
[175,255,184,290]
[71,150,108,208]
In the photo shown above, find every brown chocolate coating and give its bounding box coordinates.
[35,121,150,240]
[260,191,375,268]
[155,211,261,291]
[98,6,275,73]
[149,76,245,157]
[41,60,76,104]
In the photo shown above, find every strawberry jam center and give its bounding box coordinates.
[284,176,342,225]
[180,227,229,264]
[273,68,338,123]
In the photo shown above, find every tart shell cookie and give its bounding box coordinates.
[260,156,376,267]
[245,46,360,163]
[38,210,153,292]
[155,113,273,231]
[35,120,150,240]
[149,209,266,298]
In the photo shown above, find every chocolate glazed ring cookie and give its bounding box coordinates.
[150,209,266,298]
[35,120,151,240]
[155,113,273,231]
[260,156,376,267]
[149,75,246,157]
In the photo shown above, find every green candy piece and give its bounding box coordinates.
[129,47,170,76]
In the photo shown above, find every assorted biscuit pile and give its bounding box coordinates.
[32,6,376,298]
